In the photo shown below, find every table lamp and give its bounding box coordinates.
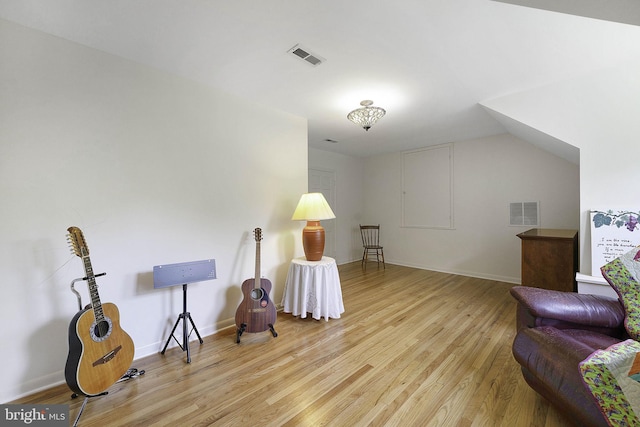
[291,193,336,261]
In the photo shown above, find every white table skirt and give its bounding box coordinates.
[281,256,344,321]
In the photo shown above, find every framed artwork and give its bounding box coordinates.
[591,209,640,276]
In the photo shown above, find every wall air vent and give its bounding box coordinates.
[510,201,539,226]
[287,44,324,66]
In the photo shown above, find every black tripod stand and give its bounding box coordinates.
[161,283,203,363]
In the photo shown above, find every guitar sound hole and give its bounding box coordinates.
[94,320,110,338]
[250,288,264,301]
[90,317,113,342]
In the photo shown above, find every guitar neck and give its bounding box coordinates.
[254,240,261,289]
[82,255,104,321]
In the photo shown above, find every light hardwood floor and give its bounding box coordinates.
[13,262,572,426]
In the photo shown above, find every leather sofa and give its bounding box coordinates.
[510,286,627,426]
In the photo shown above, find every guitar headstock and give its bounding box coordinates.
[67,226,89,257]
[253,228,263,242]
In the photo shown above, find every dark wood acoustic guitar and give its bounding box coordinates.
[235,228,278,343]
[64,226,135,396]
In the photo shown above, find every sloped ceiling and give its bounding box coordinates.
[482,107,579,164]
[493,0,640,26]
[1,1,639,160]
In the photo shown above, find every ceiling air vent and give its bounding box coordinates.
[287,44,324,66]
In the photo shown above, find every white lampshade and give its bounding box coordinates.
[291,193,336,221]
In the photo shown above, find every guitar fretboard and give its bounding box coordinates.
[82,253,104,322]
[254,239,261,290]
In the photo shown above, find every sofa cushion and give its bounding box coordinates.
[579,339,640,426]
[601,246,640,340]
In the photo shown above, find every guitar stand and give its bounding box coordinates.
[236,323,278,343]
[161,283,203,363]
[69,276,144,427]
[70,367,146,427]
[70,392,107,427]
[70,274,107,311]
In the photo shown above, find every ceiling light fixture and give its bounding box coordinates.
[347,100,386,131]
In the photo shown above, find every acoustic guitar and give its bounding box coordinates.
[235,228,277,343]
[64,226,135,396]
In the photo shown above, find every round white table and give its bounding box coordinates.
[281,256,344,321]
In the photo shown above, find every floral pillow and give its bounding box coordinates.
[601,246,640,340]
[580,339,640,426]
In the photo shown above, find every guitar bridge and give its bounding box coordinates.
[92,345,122,367]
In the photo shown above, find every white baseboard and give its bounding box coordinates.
[381,260,521,284]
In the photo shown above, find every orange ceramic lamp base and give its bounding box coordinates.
[302,220,325,261]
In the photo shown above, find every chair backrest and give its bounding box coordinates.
[360,224,381,247]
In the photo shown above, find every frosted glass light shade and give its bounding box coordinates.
[347,100,386,131]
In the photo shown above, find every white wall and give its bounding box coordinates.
[361,134,580,282]
[0,19,308,402]
[308,148,365,264]
[482,59,640,274]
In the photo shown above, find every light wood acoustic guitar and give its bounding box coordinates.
[64,226,134,396]
[234,228,278,343]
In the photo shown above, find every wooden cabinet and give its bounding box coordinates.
[517,228,578,292]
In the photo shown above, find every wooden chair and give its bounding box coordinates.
[360,224,385,270]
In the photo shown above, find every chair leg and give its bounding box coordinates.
[362,248,367,270]
[380,249,385,269]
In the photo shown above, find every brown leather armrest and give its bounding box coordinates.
[510,286,624,330]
